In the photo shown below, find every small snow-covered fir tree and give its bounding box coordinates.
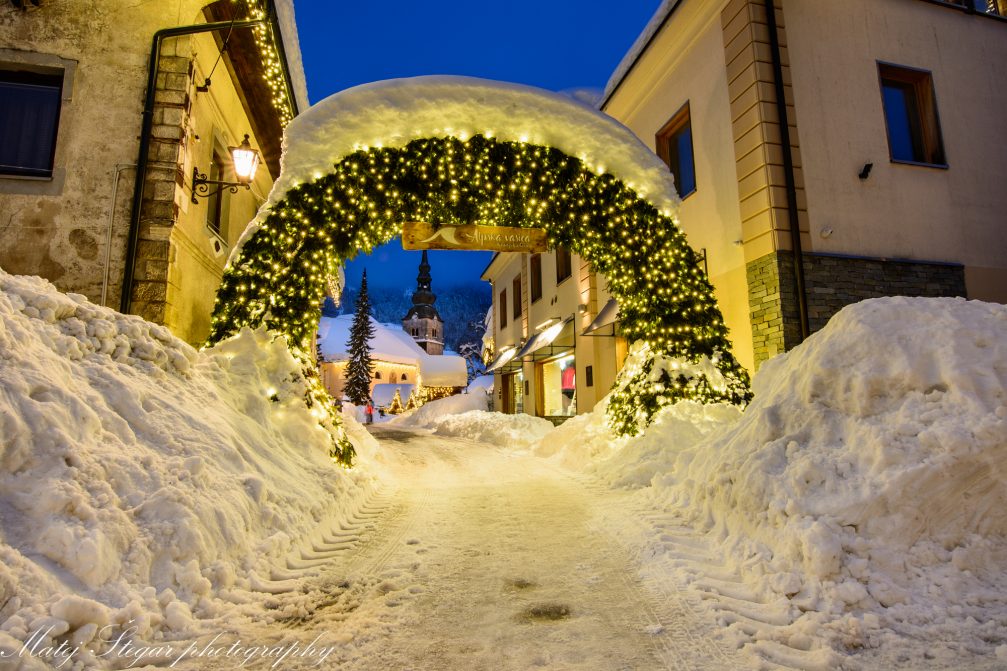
[404,389,418,411]
[387,388,404,414]
[344,270,375,406]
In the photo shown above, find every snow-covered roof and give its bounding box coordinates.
[600,0,682,109]
[232,75,679,259]
[419,353,467,388]
[318,315,424,366]
[272,0,310,111]
[317,315,468,387]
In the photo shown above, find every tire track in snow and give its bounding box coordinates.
[583,476,846,671]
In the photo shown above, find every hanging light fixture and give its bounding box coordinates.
[191,134,261,203]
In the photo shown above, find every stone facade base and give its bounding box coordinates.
[747,251,966,366]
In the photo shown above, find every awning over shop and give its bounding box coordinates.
[582,298,619,336]
[516,316,575,361]
[485,346,518,373]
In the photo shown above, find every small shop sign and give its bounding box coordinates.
[402,222,548,253]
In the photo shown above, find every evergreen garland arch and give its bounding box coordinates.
[207,133,751,450]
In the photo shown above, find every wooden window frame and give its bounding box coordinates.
[555,247,572,284]
[530,253,543,303]
[655,101,697,199]
[499,288,507,329]
[512,275,522,319]
[877,62,947,168]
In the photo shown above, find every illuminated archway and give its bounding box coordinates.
[207,77,751,461]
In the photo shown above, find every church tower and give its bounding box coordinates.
[402,250,445,355]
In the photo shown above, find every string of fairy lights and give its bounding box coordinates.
[207,134,751,462]
[237,0,295,126]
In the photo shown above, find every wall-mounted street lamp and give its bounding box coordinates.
[191,134,261,204]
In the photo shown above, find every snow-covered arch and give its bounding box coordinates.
[208,76,750,440]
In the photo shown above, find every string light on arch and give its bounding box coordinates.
[207,134,752,463]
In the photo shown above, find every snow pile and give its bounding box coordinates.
[542,297,1007,658]
[232,75,679,257]
[537,397,741,489]
[388,393,488,428]
[653,298,1007,614]
[430,411,554,450]
[0,271,375,660]
[389,393,554,450]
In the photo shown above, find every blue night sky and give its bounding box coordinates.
[293,0,660,290]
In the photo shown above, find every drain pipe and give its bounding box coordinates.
[102,163,136,307]
[764,0,810,341]
[119,17,273,314]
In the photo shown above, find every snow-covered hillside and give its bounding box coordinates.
[0,271,377,665]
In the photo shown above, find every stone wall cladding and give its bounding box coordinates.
[746,252,801,364]
[130,36,191,324]
[747,251,966,366]
[802,253,966,332]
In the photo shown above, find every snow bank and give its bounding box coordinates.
[388,393,488,428]
[389,394,554,450]
[430,411,554,450]
[232,75,679,257]
[542,297,1007,659]
[0,270,376,660]
[660,297,1007,593]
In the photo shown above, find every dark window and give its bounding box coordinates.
[0,69,63,177]
[401,373,407,381]
[942,0,1006,16]
[530,254,543,302]
[879,63,946,166]
[656,102,696,198]
[499,289,507,328]
[374,371,382,380]
[556,247,572,283]
[512,276,522,319]
[585,365,594,388]
[205,148,231,239]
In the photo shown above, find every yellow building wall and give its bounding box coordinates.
[164,31,277,346]
[602,1,755,372]
[486,250,626,418]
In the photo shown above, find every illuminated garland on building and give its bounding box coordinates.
[237,0,295,126]
[207,134,752,449]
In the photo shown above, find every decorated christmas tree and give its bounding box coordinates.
[344,270,376,407]
[387,388,405,414]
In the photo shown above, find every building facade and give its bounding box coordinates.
[482,248,627,422]
[0,0,308,346]
[602,0,1007,370]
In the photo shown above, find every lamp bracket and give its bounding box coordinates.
[191,167,250,204]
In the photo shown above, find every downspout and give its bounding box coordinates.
[102,163,135,307]
[120,18,268,314]
[763,0,810,341]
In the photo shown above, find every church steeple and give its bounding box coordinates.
[402,250,445,354]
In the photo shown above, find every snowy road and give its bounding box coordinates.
[285,426,743,671]
[174,427,745,670]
